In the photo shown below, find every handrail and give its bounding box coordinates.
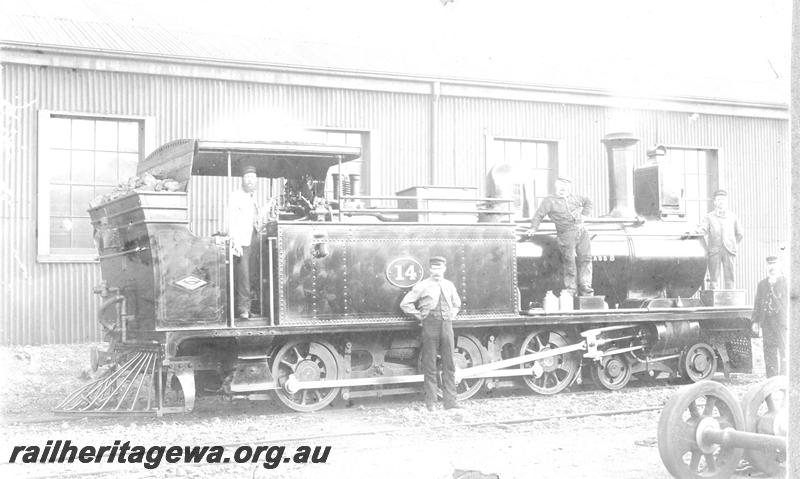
[339,207,512,215]
[513,217,645,225]
[341,195,514,202]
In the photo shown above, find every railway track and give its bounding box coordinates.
[8,403,666,479]
[4,376,768,479]
[5,377,687,426]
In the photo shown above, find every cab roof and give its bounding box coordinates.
[137,139,362,190]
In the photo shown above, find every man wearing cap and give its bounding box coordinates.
[696,189,743,289]
[400,256,462,411]
[751,256,788,377]
[226,165,263,320]
[525,176,594,297]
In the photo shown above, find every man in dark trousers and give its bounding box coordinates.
[525,176,594,297]
[697,189,743,289]
[400,256,462,411]
[227,165,263,319]
[751,255,788,378]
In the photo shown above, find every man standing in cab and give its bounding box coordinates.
[751,255,788,377]
[227,165,263,320]
[697,189,743,289]
[526,176,594,298]
[400,256,462,411]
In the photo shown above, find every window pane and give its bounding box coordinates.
[71,150,94,183]
[533,169,550,198]
[50,118,72,149]
[345,133,362,146]
[326,132,346,145]
[72,220,95,249]
[504,141,521,164]
[697,155,707,176]
[71,119,95,150]
[511,184,524,210]
[697,174,709,200]
[50,216,73,235]
[50,232,71,249]
[537,143,550,169]
[95,185,114,198]
[684,174,699,199]
[307,130,327,143]
[95,151,118,185]
[95,121,118,151]
[118,121,140,152]
[50,149,71,184]
[685,151,699,174]
[50,185,70,216]
[71,185,94,216]
[520,141,537,165]
[118,153,139,181]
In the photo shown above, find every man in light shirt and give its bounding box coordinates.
[697,189,743,289]
[227,165,262,320]
[400,256,462,411]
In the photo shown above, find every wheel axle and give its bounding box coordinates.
[657,378,787,479]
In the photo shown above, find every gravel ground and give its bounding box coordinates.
[0,341,778,478]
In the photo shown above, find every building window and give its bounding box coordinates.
[662,147,719,224]
[488,138,558,219]
[307,130,368,197]
[37,112,149,262]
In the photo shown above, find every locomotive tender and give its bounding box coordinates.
[57,133,753,414]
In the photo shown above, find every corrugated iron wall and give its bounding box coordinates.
[1,64,430,344]
[438,96,789,304]
[1,62,789,344]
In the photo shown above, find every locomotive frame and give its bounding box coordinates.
[55,138,754,415]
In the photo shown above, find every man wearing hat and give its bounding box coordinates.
[226,165,263,320]
[751,255,788,377]
[696,189,743,289]
[525,176,594,297]
[400,256,462,411]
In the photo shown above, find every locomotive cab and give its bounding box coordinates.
[90,139,365,333]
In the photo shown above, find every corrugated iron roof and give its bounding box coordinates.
[0,13,789,106]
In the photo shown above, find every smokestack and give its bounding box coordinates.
[601,132,639,218]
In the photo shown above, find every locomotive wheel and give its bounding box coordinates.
[417,334,488,401]
[680,343,718,382]
[590,355,632,391]
[657,380,744,479]
[741,376,787,476]
[271,340,341,412]
[447,334,487,400]
[518,329,579,395]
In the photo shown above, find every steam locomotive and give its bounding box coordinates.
[56,134,753,414]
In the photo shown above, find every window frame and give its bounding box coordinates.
[660,144,720,224]
[306,127,372,196]
[36,110,156,263]
[485,135,561,220]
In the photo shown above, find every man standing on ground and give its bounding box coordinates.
[526,176,594,298]
[400,256,462,411]
[752,255,788,377]
[697,189,743,289]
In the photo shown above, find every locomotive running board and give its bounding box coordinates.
[283,342,586,393]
